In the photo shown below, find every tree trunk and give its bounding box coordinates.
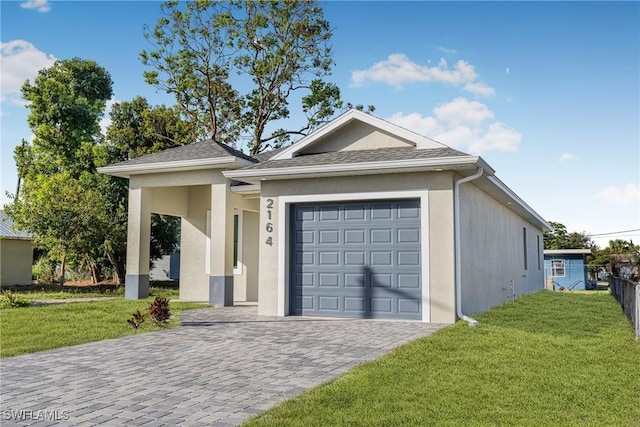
[59,254,66,287]
[86,257,103,284]
[107,251,124,284]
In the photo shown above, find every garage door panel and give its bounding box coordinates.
[319,297,339,311]
[371,251,392,266]
[344,205,366,220]
[371,273,392,288]
[344,229,365,244]
[371,229,392,243]
[295,230,314,244]
[345,273,365,287]
[398,205,420,219]
[398,299,420,314]
[398,251,420,266]
[319,251,340,266]
[290,199,421,320]
[371,298,392,313]
[398,274,420,288]
[319,273,339,287]
[398,228,420,243]
[344,297,365,312]
[371,204,393,219]
[319,206,340,221]
[345,251,365,265]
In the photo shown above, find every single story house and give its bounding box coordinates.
[99,109,551,324]
[544,249,592,291]
[0,210,34,286]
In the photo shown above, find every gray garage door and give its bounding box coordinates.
[290,199,422,320]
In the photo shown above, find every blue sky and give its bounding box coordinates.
[1,0,639,247]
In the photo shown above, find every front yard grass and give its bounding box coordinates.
[0,297,206,357]
[245,291,640,427]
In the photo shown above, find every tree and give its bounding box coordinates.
[543,221,593,250]
[7,58,113,284]
[96,97,194,281]
[104,96,197,161]
[141,0,345,154]
[591,239,640,279]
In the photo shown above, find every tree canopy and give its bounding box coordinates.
[7,59,184,284]
[543,221,593,250]
[141,0,345,154]
[7,58,114,284]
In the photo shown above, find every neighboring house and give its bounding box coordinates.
[149,250,181,281]
[543,249,592,291]
[99,109,551,323]
[0,211,33,286]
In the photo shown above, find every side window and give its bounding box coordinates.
[537,235,541,270]
[552,260,565,277]
[523,227,528,270]
[233,211,243,274]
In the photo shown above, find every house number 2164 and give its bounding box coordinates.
[265,198,274,246]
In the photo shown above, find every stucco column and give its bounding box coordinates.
[208,182,234,306]
[125,186,152,299]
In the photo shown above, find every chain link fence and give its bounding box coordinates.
[610,277,639,340]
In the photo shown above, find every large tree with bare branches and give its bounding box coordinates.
[140,0,344,154]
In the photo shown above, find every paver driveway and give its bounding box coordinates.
[0,306,446,426]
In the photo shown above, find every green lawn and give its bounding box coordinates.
[245,291,640,427]
[0,294,206,357]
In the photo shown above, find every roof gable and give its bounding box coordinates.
[271,109,445,160]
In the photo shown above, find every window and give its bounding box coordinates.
[233,214,239,269]
[523,227,528,270]
[233,210,243,274]
[551,259,565,277]
[536,235,541,270]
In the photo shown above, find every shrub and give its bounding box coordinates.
[127,309,147,329]
[148,296,171,326]
[0,290,31,309]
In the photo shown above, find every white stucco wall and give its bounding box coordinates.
[233,210,259,302]
[258,172,457,323]
[179,185,211,301]
[0,239,33,286]
[458,182,545,315]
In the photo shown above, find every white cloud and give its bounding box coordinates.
[20,0,51,12]
[0,40,56,102]
[351,54,494,96]
[559,153,577,162]
[387,112,443,137]
[593,183,640,206]
[469,122,520,153]
[433,97,494,126]
[436,46,457,55]
[506,67,510,75]
[387,97,521,154]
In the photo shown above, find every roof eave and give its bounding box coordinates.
[98,157,255,178]
[224,156,489,183]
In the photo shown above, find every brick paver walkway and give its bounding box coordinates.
[0,306,446,426]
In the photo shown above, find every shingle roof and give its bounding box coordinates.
[106,140,258,168]
[241,146,469,171]
[0,211,32,240]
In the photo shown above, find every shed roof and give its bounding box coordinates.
[0,211,32,240]
[544,249,592,256]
